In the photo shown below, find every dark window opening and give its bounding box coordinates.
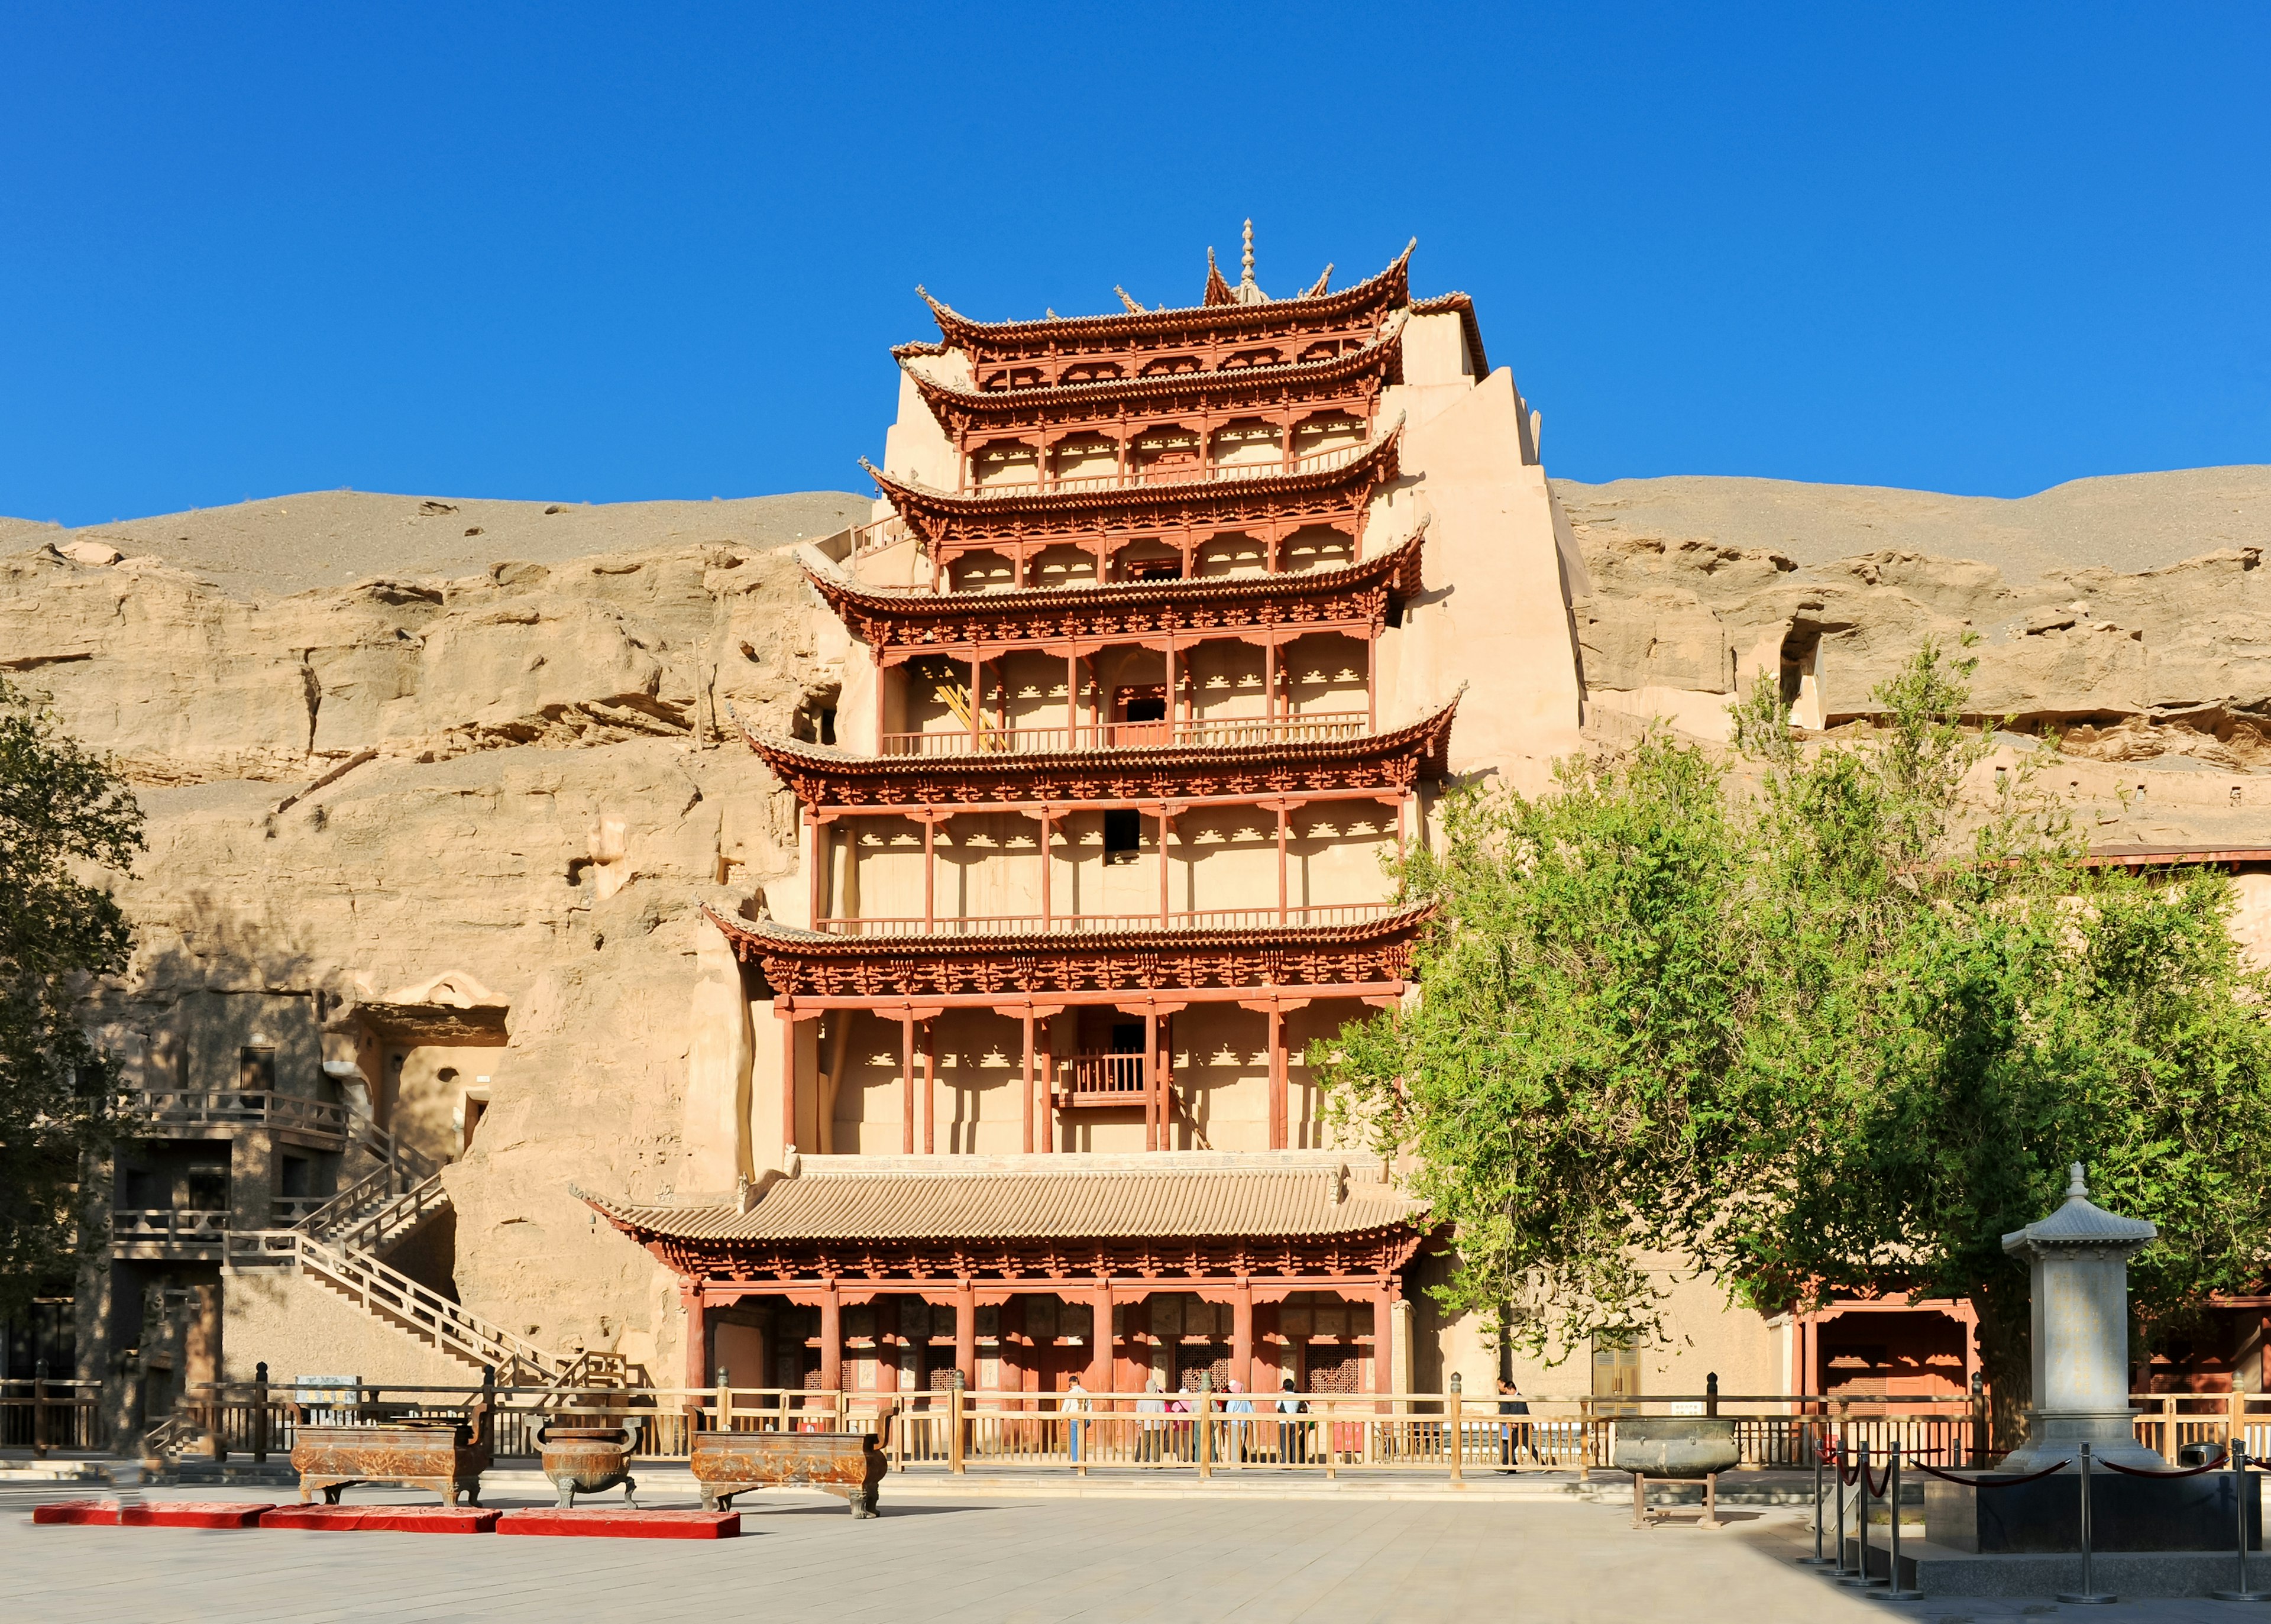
[1124,557,1181,582]
[1121,695,1166,723]
[186,1165,230,1212]
[1104,809,1141,865]
[818,707,836,746]
[1109,1022,1145,1054]
[118,1166,158,1210]
[280,1156,311,1199]
[238,1047,275,1093]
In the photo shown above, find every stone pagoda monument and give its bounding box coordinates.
[1997,1163,2161,1471]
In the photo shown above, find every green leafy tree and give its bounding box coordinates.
[0,677,144,1319]
[1321,643,2271,1415]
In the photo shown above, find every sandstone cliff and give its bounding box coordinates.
[8,470,2267,1374]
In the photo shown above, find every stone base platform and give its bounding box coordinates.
[1845,1534,2265,1597]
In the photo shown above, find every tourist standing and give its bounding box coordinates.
[1137,1374,1166,1463]
[1277,1378,1308,1464]
[1065,1374,1089,1463]
[1496,1377,1532,1471]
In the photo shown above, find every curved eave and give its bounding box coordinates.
[914,242,1415,352]
[903,312,1407,416]
[741,695,1461,794]
[860,419,1402,521]
[705,900,1439,959]
[800,522,1425,625]
[1411,291,1490,380]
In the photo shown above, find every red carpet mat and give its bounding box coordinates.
[495,1508,740,1539]
[257,1505,500,1534]
[121,1502,275,1528]
[31,1500,121,1526]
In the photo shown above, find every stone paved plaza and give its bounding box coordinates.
[8,1480,2271,1623]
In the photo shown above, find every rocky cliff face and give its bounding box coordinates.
[5,489,863,1375]
[8,470,2267,1370]
[1560,468,2271,774]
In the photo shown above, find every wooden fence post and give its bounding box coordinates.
[949,1370,966,1475]
[31,1362,47,1459]
[1198,1372,1214,1480]
[1447,1372,1463,1486]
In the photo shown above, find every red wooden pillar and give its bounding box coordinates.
[1038,812,1053,928]
[1267,1005,1285,1150]
[1090,1285,1115,1393]
[819,1284,842,1396]
[900,1011,916,1155]
[921,1018,937,1156]
[1276,803,1290,924]
[1020,1007,1035,1156]
[1144,1007,1160,1151]
[968,654,982,749]
[1157,807,1172,926]
[955,1281,977,1387]
[780,1008,798,1155]
[683,1288,709,1394]
[1164,638,1177,746]
[1233,1280,1255,1397]
[1038,1010,1059,1154]
[1065,651,1078,743]
[1373,1283,1396,1400]
[1365,626,1377,733]
[922,812,937,931]
[806,810,824,924]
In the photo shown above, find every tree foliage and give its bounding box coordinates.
[0,677,144,1318]
[1320,644,2271,1399]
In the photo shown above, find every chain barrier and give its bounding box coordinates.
[2099,1450,2228,1479]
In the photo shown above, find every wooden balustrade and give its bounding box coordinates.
[878,711,1367,759]
[816,902,1401,939]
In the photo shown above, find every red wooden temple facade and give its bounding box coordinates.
[594,235,1467,1400]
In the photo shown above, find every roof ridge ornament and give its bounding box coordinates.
[1302,263,1333,299]
[1112,285,1145,315]
[1236,219,1268,305]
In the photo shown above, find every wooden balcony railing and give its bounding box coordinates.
[1057,1052,1147,1107]
[130,1089,351,1141]
[813,902,1402,939]
[151,1382,2271,1483]
[879,711,1367,758]
[965,441,1380,502]
[111,1208,232,1247]
[0,1377,106,1455]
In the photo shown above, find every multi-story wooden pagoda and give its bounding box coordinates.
[591,229,1542,1406]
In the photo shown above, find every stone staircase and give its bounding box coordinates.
[222,1112,622,1389]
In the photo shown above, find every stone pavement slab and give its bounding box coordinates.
[5,1481,2264,1622]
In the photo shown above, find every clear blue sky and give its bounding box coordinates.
[2,4,2264,526]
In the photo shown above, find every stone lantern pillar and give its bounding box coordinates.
[1997,1163,2160,1471]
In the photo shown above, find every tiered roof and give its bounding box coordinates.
[709,903,1435,1000]
[578,1153,1431,1282]
[746,699,1459,811]
[903,313,1408,436]
[898,240,1416,388]
[802,525,1426,661]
